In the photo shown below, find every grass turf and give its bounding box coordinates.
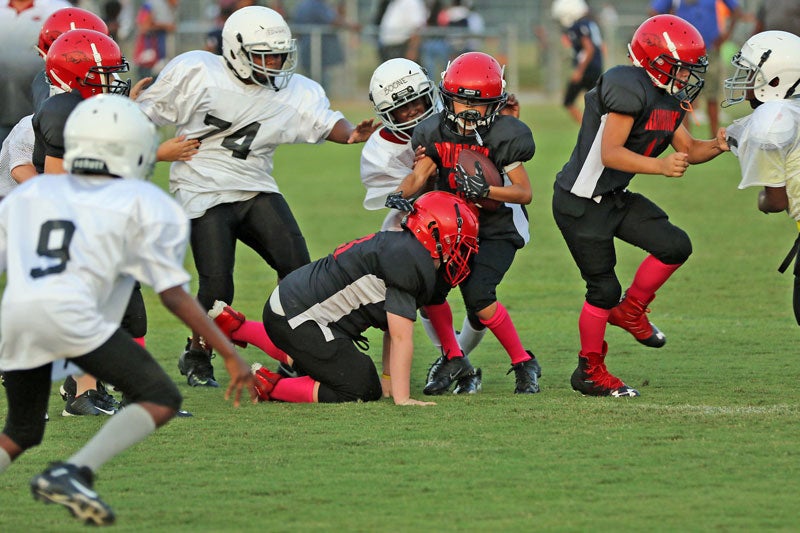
[1,101,798,531]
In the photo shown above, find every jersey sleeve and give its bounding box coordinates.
[492,117,536,167]
[136,55,205,127]
[360,132,414,210]
[123,185,192,293]
[410,115,443,167]
[379,235,435,320]
[7,115,34,171]
[730,102,800,189]
[285,77,345,144]
[35,93,79,160]
[599,66,647,116]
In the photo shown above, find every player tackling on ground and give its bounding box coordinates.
[0,95,255,526]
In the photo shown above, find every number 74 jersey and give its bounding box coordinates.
[0,174,191,371]
[136,50,345,219]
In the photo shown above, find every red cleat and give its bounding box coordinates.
[251,363,283,402]
[208,300,247,348]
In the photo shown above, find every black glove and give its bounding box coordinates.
[385,191,414,212]
[455,161,490,201]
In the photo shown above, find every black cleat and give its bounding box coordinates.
[62,390,117,417]
[423,354,474,395]
[30,462,115,526]
[277,361,304,378]
[178,340,218,387]
[570,356,639,398]
[508,353,541,394]
[453,368,482,394]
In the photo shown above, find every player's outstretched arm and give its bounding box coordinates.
[327,118,378,144]
[672,124,730,164]
[386,312,436,406]
[158,286,257,406]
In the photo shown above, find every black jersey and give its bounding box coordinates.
[412,113,535,246]
[277,230,436,342]
[555,65,687,198]
[32,91,83,173]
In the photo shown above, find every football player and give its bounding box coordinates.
[209,191,478,406]
[389,51,542,396]
[361,58,482,394]
[0,94,255,526]
[723,31,800,323]
[135,6,377,389]
[32,28,199,415]
[551,0,604,124]
[551,15,730,397]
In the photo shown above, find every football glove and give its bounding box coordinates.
[385,191,414,212]
[455,162,490,201]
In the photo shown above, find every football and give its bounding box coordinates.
[456,149,503,211]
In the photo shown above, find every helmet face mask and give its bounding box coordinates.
[64,94,159,181]
[45,29,130,99]
[222,6,297,90]
[723,30,800,108]
[439,52,508,140]
[628,15,708,105]
[401,191,479,287]
[369,58,438,142]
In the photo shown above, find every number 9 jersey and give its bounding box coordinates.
[136,50,345,219]
[0,175,190,371]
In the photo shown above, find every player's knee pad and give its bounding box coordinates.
[4,420,45,451]
[466,313,484,331]
[658,229,692,265]
[125,374,182,411]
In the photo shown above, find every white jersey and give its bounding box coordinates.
[0,114,33,196]
[0,174,191,371]
[136,50,344,218]
[360,128,414,231]
[728,99,800,220]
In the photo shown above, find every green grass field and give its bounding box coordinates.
[1,101,799,531]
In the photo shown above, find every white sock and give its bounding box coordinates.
[457,316,487,356]
[68,403,156,472]
[420,315,442,349]
[0,446,11,473]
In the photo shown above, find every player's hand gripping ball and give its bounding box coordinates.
[455,149,503,211]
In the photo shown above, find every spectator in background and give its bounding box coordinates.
[551,0,604,124]
[754,0,800,36]
[292,0,359,90]
[649,0,741,137]
[0,0,71,146]
[377,0,427,62]
[438,0,484,57]
[206,0,255,55]
[132,0,179,79]
[419,0,448,81]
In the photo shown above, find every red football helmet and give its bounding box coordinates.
[439,52,508,140]
[37,7,109,58]
[627,14,708,104]
[402,191,479,287]
[45,29,130,99]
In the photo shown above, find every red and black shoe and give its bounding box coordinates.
[208,300,248,348]
[570,342,639,398]
[251,363,283,402]
[608,293,666,348]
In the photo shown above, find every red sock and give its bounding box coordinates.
[480,302,529,365]
[232,321,290,364]
[270,376,316,403]
[133,337,145,348]
[579,301,609,356]
[423,303,462,359]
[627,255,682,301]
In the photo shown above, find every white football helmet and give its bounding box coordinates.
[369,58,438,142]
[64,94,159,181]
[221,6,297,90]
[724,30,800,107]
[551,0,589,28]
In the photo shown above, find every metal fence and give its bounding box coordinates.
[122,0,760,101]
